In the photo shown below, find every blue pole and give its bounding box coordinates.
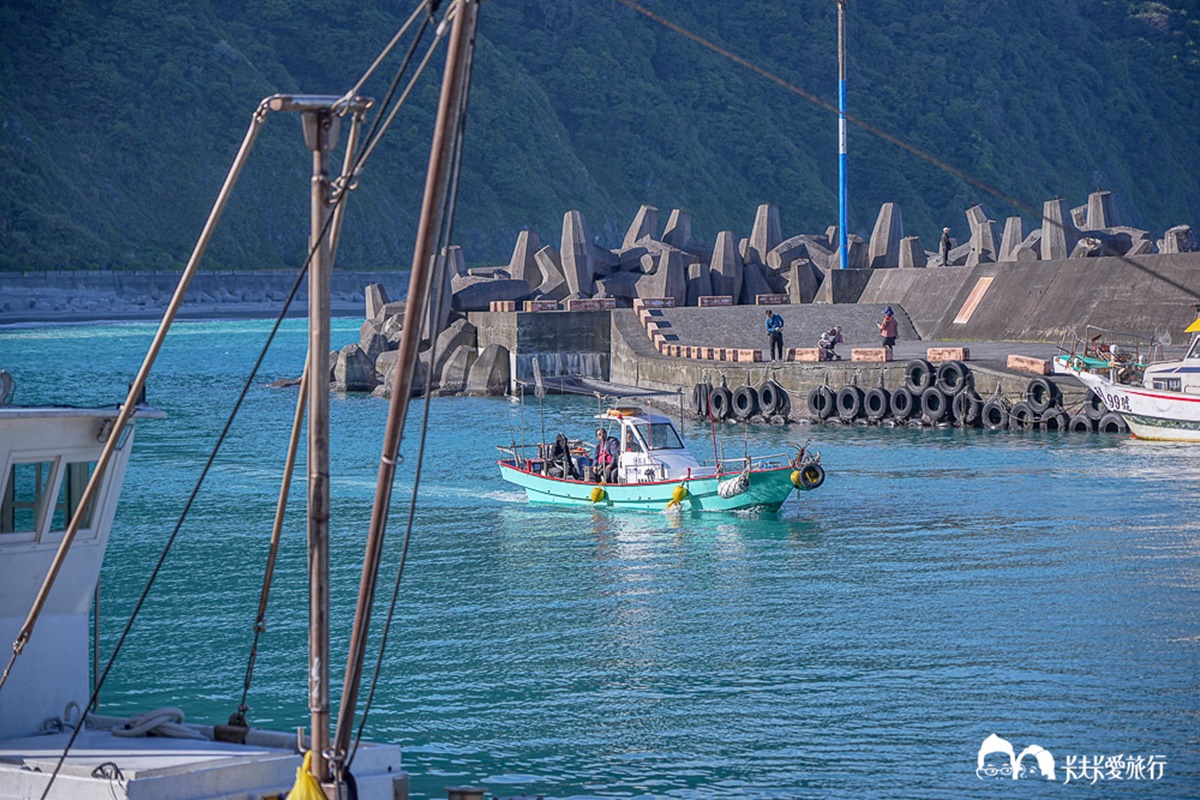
[838,1,848,270]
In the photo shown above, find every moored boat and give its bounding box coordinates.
[1063,322,1200,442]
[498,406,825,513]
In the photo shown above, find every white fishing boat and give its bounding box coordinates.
[1064,321,1200,442]
[498,405,825,513]
[0,1,480,796]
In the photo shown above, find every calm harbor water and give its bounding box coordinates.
[1,317,1198,798]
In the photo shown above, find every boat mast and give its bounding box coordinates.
[333,0,479,771]
[271,92,371,786]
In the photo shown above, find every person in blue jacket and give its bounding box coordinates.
[765,308,785,360]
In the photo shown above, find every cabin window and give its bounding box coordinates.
[645,423,685,450]
[1,460,55,536]
[49,461,98,533]
[1188,337,1200,360]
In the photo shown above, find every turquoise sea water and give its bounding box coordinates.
[1,318,1199,798]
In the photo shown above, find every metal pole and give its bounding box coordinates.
[333,0,479,767]
[302,106,337,786]
[838,0,848,270]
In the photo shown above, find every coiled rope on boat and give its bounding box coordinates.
[111,707,206,740]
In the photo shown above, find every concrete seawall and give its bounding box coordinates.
[859,253,1200,340]
[0,269,411,323]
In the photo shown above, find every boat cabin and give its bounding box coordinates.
[1143,334,1200,394]
[599,407,702,484]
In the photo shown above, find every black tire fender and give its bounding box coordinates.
[952,390,983,426]
[709,386,733,420]
[835,386,865,420]
[1009,400,1036,429]
[1068,413,1095,433]
[1084,389,1107,421]
[982,400,1008,430]
[793,462,825,491]
[864,387,891,420]
[904,359,936,393]
[890,386,916,419]
[935,360,973,395]
[1097,411,1128,433]
[806,386,835,420]
[921,386,950,423]
[732,385,759,419]
[757,381,783,416]
[1025,377,1061,414]
[1041,410,1070,431]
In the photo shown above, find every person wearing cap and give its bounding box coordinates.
[764,308,785,361]
[879,307,898,359]
[940,227,952,266]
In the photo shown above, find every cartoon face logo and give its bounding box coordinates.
[977,734,1056,780]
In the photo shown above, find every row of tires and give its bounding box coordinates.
[805,360,1129,433]
[806,384,1127,432]
[691,380,792,422]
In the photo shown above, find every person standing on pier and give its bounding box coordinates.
[879,306,898,360]
[765,308,785,361]
[940,227,952,266]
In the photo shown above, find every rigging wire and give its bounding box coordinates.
[339,7,436,193]
[613,0,1200,302]
[347,6,477,768]
[343,13,451,190]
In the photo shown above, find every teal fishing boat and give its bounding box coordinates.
[498,406,824,513]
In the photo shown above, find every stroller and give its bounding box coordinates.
[818,326,843,360]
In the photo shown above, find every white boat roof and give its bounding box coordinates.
[595,406,673,426]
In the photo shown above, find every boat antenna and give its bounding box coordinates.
[533,354,547,447]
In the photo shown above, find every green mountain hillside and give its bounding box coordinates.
[1,0,1196,272]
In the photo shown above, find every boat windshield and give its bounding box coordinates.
[644,422,685,450]
[1188,336,1200,360]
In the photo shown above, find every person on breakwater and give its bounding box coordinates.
[940,227,952,266]
[818,326,843,360]
[765,308,785,361]
[879,307,898,359]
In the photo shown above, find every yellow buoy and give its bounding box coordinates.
[590,486,606,503]
[666,483,688,511]
[790,470,804,488]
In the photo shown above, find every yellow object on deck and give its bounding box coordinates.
[288,750,325,800]
[1185,315,1200,333]
[606,406,643,417]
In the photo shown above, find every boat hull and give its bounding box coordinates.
[499,461,802,513]
[1075,371,1200,442]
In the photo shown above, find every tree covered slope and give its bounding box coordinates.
[0,0,1196,271]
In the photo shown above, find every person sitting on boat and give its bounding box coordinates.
[547,432,580,480]
[817,326,843,361]
[590,428,619,483]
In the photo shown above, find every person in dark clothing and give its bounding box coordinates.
[940,227,952,266]
[764,309,785,361]
[547,432,579,479]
